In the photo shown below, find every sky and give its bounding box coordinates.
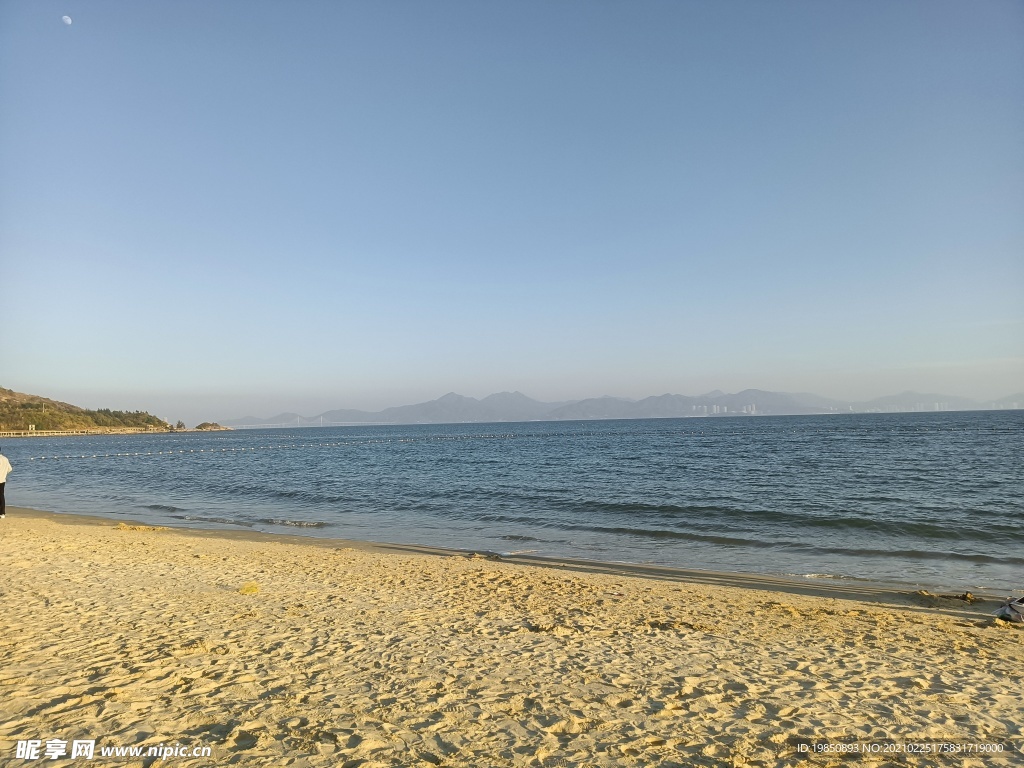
[2,0,1022,424]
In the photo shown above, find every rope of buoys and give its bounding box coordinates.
[22,432,543,461]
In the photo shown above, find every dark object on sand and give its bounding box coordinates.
[994,597,1024,623]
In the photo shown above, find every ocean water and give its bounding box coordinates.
[7,411,1022,593]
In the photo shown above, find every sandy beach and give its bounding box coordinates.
[1,509,1021,767]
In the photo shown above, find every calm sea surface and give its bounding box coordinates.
[7,411,1022,593]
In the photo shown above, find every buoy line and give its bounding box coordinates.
[22,432,537,462]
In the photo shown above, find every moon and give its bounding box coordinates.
[62,15,72,25]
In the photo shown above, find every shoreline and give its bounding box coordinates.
[1,508,1021,766]
[10,410,1020,600]
[0,427,230,438]
[8,506,1011,618]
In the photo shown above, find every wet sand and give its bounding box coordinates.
[1,508,1021,766]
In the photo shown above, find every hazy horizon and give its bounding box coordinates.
[5,380,1021,427]
[3,1,1021,426]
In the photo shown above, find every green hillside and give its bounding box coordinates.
[0,387,169,431]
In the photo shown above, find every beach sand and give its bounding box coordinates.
[1,509,1021,767]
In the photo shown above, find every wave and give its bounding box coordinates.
[261,518,329,528]
[469,518,1024,567]
[579,524,767,547]
[180,514,255,528]
[449,502,1019,546]
[793,573,872,582]
[799,546,1024,567]
[541,499,1020,542]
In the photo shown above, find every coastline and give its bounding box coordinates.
[11,411,1020,597]
[9,507,1013,615]
[0,427,229,438]
[2,508,1021,766]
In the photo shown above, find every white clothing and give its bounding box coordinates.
[0,455,11,483]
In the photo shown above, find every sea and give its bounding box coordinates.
[7,410,1022,594]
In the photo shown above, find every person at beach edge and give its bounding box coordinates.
[0,447,11,519]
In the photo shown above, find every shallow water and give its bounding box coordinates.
[8,410,1023,593]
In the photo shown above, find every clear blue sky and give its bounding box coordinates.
[2,0,1022,423]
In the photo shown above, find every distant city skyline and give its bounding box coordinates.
[3,1,1021,426]
[216,388,1023,430]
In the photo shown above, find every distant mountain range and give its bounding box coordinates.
[221,389,1024,428]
